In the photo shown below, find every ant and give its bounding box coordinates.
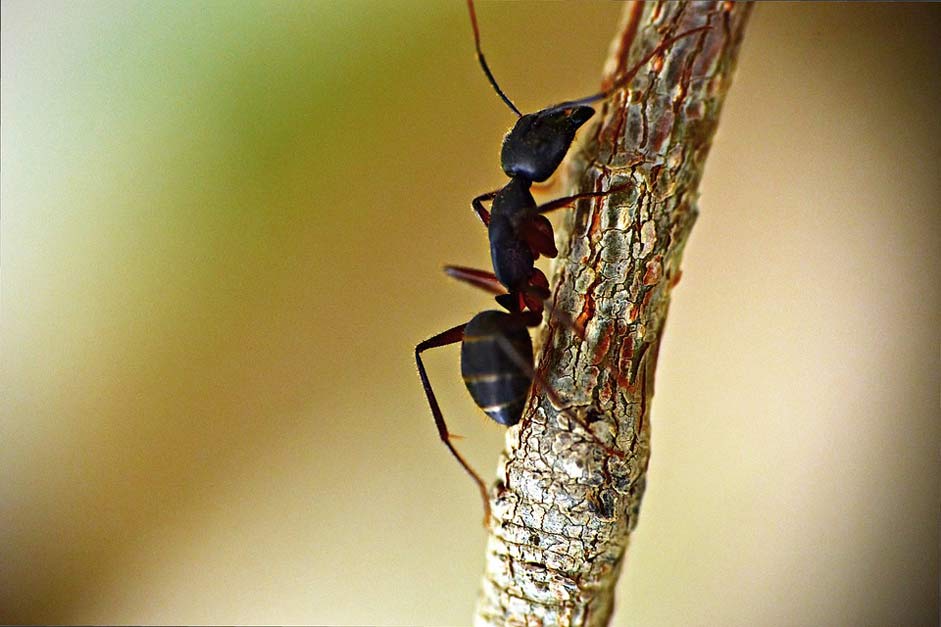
[416,0,709,524]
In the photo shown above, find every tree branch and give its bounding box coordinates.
[474,2,752,625]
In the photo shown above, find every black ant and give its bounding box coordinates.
[416,0,709,524]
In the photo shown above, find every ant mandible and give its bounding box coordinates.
[416,0,709,524]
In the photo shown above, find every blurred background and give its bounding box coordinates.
[2,1,938,624]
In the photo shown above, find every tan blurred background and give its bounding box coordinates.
[2,1,939,624]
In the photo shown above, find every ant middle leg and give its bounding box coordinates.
[415,323,493,527]
[443,265,506,296]
[444,264,550,316]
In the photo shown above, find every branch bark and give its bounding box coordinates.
[474,2,752,625]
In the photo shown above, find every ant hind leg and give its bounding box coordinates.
[415,323,493,527]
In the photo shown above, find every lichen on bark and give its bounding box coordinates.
[474,3,751,626]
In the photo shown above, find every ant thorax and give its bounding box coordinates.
[490,177,535,226]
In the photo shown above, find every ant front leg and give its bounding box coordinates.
[534,185,631,216]
[471,190,499,227]
[517,185,633,259]
[415,323,492,527]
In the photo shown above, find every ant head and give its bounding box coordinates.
[501,105,595,182]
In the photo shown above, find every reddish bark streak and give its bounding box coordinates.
[603,2,646,91]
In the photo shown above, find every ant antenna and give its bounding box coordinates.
[548,24,712,112]
[467,0,522,117]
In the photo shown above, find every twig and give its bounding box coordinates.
[474,2,752,625]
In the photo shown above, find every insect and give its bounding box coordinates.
[416,0,710,523]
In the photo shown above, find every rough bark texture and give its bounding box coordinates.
[474,3,751,626]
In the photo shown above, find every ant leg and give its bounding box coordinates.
[415,323,492,527]
[443,265,532,316]
[494,335,625,461]
[472,190,498,227]
[517,186,631,259]
[444,264,551,316]
[443,265,506,296]
[534,185,631,216]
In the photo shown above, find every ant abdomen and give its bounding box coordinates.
[460,311,534,427]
